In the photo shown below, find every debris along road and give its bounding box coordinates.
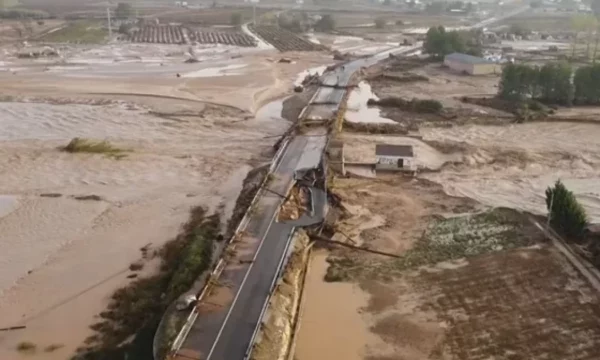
[173,5,532,360]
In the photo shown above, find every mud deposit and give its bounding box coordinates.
[421,122,600,222]
[0,100,288,360]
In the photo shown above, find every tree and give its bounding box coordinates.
[574,63,600,104]
[374,17,386,29]
[425,1,445,14]
[537,63,573,105]
[508,23,530,37]
[546,180,588,240]
[424,26,468,59]
[230,12,242,26]
[314,14,335,32]
[115,3,133,20]
[499,63,538,101]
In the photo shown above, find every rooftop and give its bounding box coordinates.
[375,144,414,157]
[444,52,495,65]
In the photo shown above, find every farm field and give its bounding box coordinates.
[295,175,600,360]
[250,25,326,52]
[129,24,256,47]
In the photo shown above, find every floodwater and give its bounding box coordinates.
[182,63,247,78]
[345,81,395,124]
[421,122,600,222]
[294,251,379,360]
[0,195,18,219]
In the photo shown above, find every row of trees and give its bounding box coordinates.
[499,62,600,105]
[424,26,482,58]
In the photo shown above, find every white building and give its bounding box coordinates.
[444,52,501,75]
[375,144,415,171]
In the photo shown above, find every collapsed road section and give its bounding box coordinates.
[172,127,328,360]
[168,7,533,360]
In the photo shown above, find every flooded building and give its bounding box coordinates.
[443,52,501,75]
[375,144,414,171]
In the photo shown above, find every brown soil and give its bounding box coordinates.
[369,62,514,127]
[297,172,600,360]
[330,176,476,254]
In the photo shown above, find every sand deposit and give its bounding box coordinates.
[0,99,289,359]
[0,39,331,359]
[421,122,600,223]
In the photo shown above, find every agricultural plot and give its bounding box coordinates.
[249,25,326,52]
[128,24,256,47]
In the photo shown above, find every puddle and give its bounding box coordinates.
[294,65,328,86]
[182,63,247,78]
[0,195,19,219]
[345,81,395,124]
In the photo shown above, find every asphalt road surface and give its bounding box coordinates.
[175,6,531,359]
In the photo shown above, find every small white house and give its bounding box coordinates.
[375,144,415,171]
[444,52,501,75]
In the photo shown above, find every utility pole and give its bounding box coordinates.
[106,7,112,38]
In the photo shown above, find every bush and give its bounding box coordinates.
[546,180,588,240]
[374,17,386,29]
[413,99,443,113]
[230,12,243,26]
[61,137,127,156]
[369,97,443,114]
[16,342,36,353]
[314,14,335,32]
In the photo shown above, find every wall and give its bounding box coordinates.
[472,63,501,75]
[443,58,474,75]
[375,155,414,170]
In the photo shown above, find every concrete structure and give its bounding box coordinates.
[443,52,501,75]
[375,144,415,171]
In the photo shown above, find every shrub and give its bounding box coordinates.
[546,180,588,240]
[16,342,36,353]
[314,14,335,32]
[44,344,64,352]
[413,99,443,113]
[374,17,386,29]
[369,97,443,114]
[61,137,127,156]
[230,12,243,26]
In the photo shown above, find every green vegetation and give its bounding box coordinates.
[424,26,481,59]
[425,1,474,14]
[41,21,107,43]
[499,62,600,106]
[45,344,65,352]
[230,12,243,26]
[314,14,335,32]
[0,7,50,19]
[499,63,574,105]
[574,63,600,104]
[368,97,443,114]
[326,209,538,282]
[16,342,37,353]
[115,2,133,20]
[546,180,588,240]
[74,208,220,360]
[62,138,128,157]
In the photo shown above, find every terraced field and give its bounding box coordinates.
[128,24,256,47]
[249,24,326,52]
